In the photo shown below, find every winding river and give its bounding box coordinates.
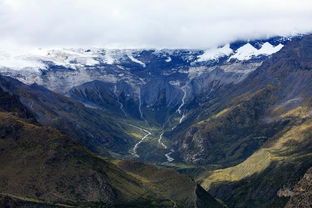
[129,124,152,158]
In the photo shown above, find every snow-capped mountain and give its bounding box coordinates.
[0,36,291,72]
[0,36,297,126]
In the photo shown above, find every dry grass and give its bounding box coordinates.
[199,106,312,190]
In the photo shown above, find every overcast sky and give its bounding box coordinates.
[1,0,312,49]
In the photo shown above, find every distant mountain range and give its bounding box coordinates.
[0,34,311,207]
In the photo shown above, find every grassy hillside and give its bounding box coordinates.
[0,111,152,207]
[0,76,136,156]
[114,160,224,208]
[174,86,290,166]
[0,84,224,208]
[196,95,312,208]
[169,35,312,208]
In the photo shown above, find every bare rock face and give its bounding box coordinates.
[284,167,312,208]
[0,37,291,127]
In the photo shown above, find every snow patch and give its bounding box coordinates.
[229,42,283,61]
[258,43,284,55]
[0,47,102,71]
[165,56,172,62]
[197,44,233,62]
[0,48,47,71]
[229,43,258,61]
[126,51,146,67]
[45,49,100,67]
[104,50,115,64]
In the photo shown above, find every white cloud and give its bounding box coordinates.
[0,0,312,48]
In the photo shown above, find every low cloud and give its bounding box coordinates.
[1,0,312,48]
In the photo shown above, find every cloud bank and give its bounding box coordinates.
[1,0,312,48]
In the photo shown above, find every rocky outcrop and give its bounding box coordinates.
[284,167,312,208]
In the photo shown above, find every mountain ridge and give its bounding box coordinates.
[0,81,224,208]
[0,35,311,207]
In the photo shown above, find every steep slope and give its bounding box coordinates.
[0,84,35,121]
[68,80,143,119]
[0,98,221,207]
[115,160,224,208]
[0,111,146,207]
[199,105,312,207]
[172,35,312,165]
[0,84,224,208]
[188,35,312,207]
[0,37,296,163]
[0,37,291,128]
[284,167,312,208]
[0,35,310,208]
[173,87,287,165]
[0,75,136,156]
